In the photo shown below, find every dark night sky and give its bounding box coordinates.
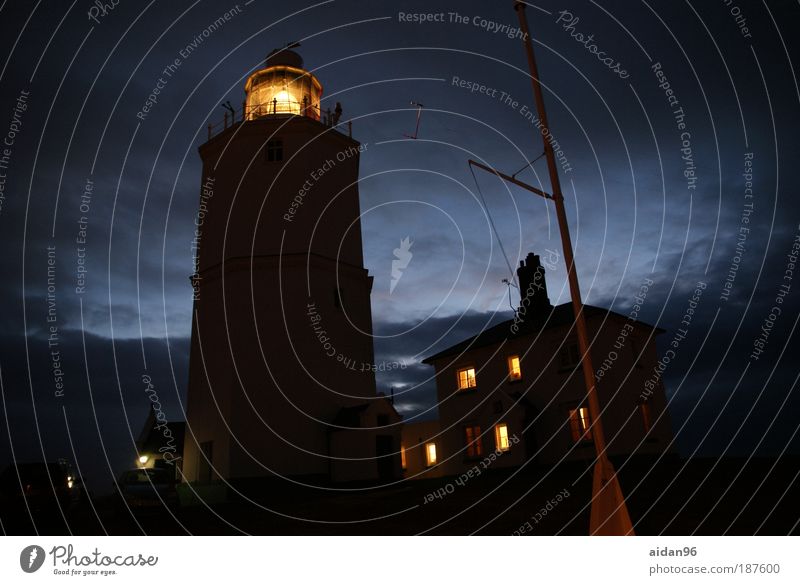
[0,0,799,494]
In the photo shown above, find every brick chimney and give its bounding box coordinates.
[517,253,551,318]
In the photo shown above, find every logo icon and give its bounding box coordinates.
[390,237,414,294]
[20,545,45,573]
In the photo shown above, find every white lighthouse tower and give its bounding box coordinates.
[182,48,401,486]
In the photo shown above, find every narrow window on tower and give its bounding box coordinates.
[508,355,522,381]
[495,423,511,452]
[464,425,483,458]
[400,443,407,470]
[456,367,477,390]
[630,337,643,369]
[569,407,592,442]
[266,138,283,162]
[424,442,437,466]
[198,441,214,482]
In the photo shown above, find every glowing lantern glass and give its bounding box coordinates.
[244,51,322,121]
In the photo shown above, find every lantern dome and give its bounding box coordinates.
[244,50,322,121]
[266,48,304,68]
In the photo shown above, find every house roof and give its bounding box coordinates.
[330,397,402,429]
[422,303,663,364]
[137,405,186,449]
[140,421,185,452]
[330,403,371,427]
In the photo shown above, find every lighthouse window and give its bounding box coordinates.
[198,441,214,482]
[266,139,283,162]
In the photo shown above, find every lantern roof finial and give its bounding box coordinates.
[266,42,303,68]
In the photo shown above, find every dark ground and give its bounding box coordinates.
[2,456,798,535]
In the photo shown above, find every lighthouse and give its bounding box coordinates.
[182,48,401,486]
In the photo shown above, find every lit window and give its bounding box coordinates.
[425,442,437,466]
[457,367,477,390]
[559,343,581,369]
[640,402,652,433]
[464,426,483,458]
[508,355,522,381]
[495,423,510,451]
[400,444,407,470]
[266,139,283,162]
[569,407,592,442]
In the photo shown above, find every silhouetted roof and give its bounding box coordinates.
[422,303,661,364]
[140,422,185,452]
[330,404,371,427]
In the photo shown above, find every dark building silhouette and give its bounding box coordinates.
[136,406,185,480]
[182,50,400,485]
[516,253,551,317]
[402,258,674,478]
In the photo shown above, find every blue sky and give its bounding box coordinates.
[1,0,799,491]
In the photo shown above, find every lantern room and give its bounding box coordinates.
[244,49,322,121]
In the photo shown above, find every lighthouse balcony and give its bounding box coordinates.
[206,101,351,141]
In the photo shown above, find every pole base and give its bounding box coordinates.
[589,459,635,535]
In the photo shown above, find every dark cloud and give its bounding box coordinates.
[1,0,799,493]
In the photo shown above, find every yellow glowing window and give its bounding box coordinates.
[457,367,477,390]
[464,426,483,457]
[640,402,652,433]
[495,423,510,452]
[569,407,592,442]
[508,355,522,381]
[425,442,437,466]
[400,444,407,470]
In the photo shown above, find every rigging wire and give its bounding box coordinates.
[469,163,518,287]
[502,278,519,317]
[511,151,546,179]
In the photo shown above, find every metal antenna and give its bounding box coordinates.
[403,101,425,139]
[267,41,302,58]
[502,278,519,316]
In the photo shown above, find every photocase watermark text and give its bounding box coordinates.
[555,10,629,79]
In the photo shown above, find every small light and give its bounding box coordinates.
[67,480,74,489]
[138,455,149,465]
